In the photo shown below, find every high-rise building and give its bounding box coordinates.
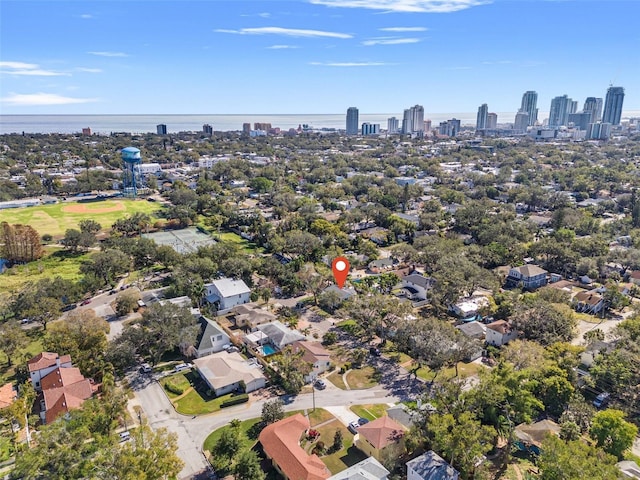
[361,123,380,135]
[387,117,399,134]
[424,120,432,132]
[549,95,573,127]
[587,122,612,140]
[569,101,578,114]
[254,122,272,131]
[203,124,213,135]
[476,104,489,130]
[514,110,529,133]
[242,123,251,134]
[602,86,625,125]
[346,107,359,135]
[567,112,592,131]
[487,113,498,129]
[411,105,424,133]
[438,118,461,137]
[156,124,167,135]
[82,127,91,136]
[583,97,603,123]
[402,109,411,134]
[520,91,538,126]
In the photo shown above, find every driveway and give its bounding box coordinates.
[572,317,621,345]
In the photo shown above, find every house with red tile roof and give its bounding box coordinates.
[259,413,331,480]
[355,416,406,462]
[0,382,17,411]
[28,352,72,391]
[28,352,96,424]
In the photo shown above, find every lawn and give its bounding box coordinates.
[0,198,163,237]
[345,366,380,389]
[312,420,367,474]
[0,247,91,303]
[214,231,264,254]
[173,389,236,415]
[308,408,335,427]
[327,371,347,390]
[0,329,44,383]
[203,417,262,452]
[349,404,388,421]
[414,361,484,382]
[159,372,192,399]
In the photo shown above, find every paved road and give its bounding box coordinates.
[130,361,417,480]
[572,317,622,345]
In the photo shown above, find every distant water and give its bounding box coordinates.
[1,112,639,135]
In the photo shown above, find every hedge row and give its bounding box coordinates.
[220,394,249,408]
[164,381,185,396]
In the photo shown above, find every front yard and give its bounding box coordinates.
[349,404,388,421]
[159,370,237,415]
[327,366,380,390]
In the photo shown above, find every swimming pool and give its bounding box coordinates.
[259,344,278,356]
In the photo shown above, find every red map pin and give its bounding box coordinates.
[332,256,350,289]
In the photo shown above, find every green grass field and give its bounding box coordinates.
[0,198,163,237]
[0,247,91,304]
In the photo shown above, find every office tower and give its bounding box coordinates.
[411,105,425,133]
[156,124,167,135]
[603,86,625,125]
[487,113,498,129]
[514,110,529,133]
[242,123,251,134]
[520,91,538,126]
[424,120,432,132]
[387,117,399,134]
[583,97,603,123]
[361,123,380,135]
[587,122,612,140]
[203,124,213,135]
[476,104,489,130]
[82,127,91,136]
[549,95,573,127]
[402,109,412,134]
[346,107,359,135]
[254,122,272,131]
[569,100,578,114]
[438,118,461,137]
[567,112,591,131]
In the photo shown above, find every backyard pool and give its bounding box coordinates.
[259,344,278,356]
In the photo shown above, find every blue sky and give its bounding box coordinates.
[1,0,639,115]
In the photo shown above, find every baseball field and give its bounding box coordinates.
[0,198,163,237]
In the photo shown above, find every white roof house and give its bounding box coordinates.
[205,278,251,312]
[193,351,266,396]
[257,320,305,350]
[328,457,389,480]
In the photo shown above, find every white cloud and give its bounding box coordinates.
[87,51,129,57]
[362,37,420,45]
[309,0,489,13]
[76,67,103,73]
[215,27,352,39]
[310,61,392,67]
[481,60,512,65]
[0,61,69,76]
[380,27,428,31]
[80,14,93,19]
[258,12,271,18]
[267,45,300,49]
[1,93,98,106]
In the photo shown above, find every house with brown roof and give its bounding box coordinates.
[573,290,605,314]
[259,413,331,480]
[0,382,17,411]
[39,367,96,424]
[28,352,72,391]
[291,341,332,382]
[506,265,548,290]
[354,416,406,462]
[485,320,517,347]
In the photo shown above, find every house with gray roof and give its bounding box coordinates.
[506,265,548,290]
[205,278,251,311]
[328,457,389,480]
[406,451,459,480]
[455,321,486,340]
[188,316,230,358]
[257,320,305,350]
[402,274,434,301]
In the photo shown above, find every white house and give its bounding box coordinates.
[328,457,389,480]
[205,278,251,311]
[401,274,433,301]
[291,341,332,382]
[193,352,266,396]
[190,316,230,358]
[485,320,517,347]
[28,352,72,391]
[406,451,459,480]
[257,321,305,350]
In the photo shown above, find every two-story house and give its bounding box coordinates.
[506,265,548,290]
[401,274,434,301]
[187,316,231,358]
[485,320,517,347]
[204,278,251,312]
[291,341,332,382]
[28,352,72,391]
[355,416,406,462]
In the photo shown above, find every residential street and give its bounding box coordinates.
[130,365,413,479]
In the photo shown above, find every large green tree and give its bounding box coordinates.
[590,409,638,458]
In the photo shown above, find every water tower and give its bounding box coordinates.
[121,147,142,197]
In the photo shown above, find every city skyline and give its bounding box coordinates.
[1,0,639,115]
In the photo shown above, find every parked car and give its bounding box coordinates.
[348,421,360,434]
[357,417,369,426]
[61,304,77,312]
[174,363,192,373]
[139,363,152,374]
[369,346,381,357]
[109,289,117,295]
[314,379,327,390]
[20,318,31,324]
[119,431,131,442]
[593,392,610,409]
[80,299,91,305]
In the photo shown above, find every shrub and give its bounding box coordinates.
[307,429,320,441]
[164,381,184,396]
[311,441,325,456]
[220,394,249,408]
[42,233,53,243]
[322,332,338,346]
